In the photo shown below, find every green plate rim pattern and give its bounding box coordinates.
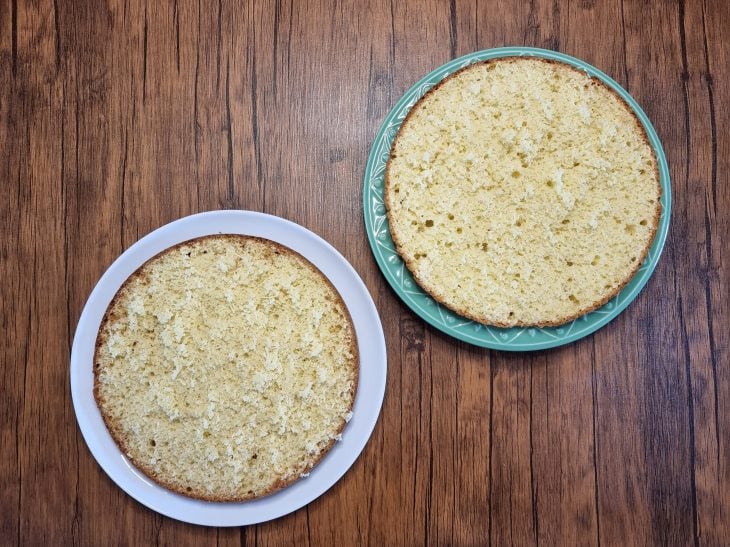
[362,46,672,351]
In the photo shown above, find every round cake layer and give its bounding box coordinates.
[94,235,358,501]
[385,57,661,327]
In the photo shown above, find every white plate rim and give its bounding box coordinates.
[70,210,387,527]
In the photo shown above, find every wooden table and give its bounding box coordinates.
[2,0,728,545]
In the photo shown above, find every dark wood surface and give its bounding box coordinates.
[1,0,728,545]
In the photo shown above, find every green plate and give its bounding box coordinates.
[363,47,671,351]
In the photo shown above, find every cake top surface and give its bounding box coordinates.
[385,57,661,327]
[94,235,358,501]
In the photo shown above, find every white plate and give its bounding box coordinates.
[70,211,387,526]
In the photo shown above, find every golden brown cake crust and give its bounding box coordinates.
[94,234,359,502]
[384,57,662,328]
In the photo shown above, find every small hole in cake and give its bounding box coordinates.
[631,256,637,262]
[252,453,257,459]
[511,171,521,179]
[186,487,192,492]
[508,312,514,317]
[591,255,600,266]
[515,219,523,227]
[547,132,553,140]
[394,187,400,193]
[573,161,581,167]
[562,219,570,225]
[448,213,455,220]
[203,431,211,438]
[604,284,611,289]
[149,439,156,447]
[425,219,434,227]
[202,250,208,254]
[546,180,555,188]
[625,224,636,235]
[640,219,647,226]
[514,273,520,278]
[566,261,574,266]
[521,121,527,127]
[411,220,418,225]
[456,227,463,234]
[639,169,646,175]
[185,251,191,257]
[569,294,579,304]
[481,243,488,251]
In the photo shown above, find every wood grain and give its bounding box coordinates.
[1,0,728,545]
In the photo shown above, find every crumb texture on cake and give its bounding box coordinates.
[386,58,661,326]
[94,235,357,501]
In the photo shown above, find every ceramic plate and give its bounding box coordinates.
[363,47,671,351]
[71,210,387,526]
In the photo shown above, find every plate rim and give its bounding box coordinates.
[70,210,387,526]
[363,46,672,351]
